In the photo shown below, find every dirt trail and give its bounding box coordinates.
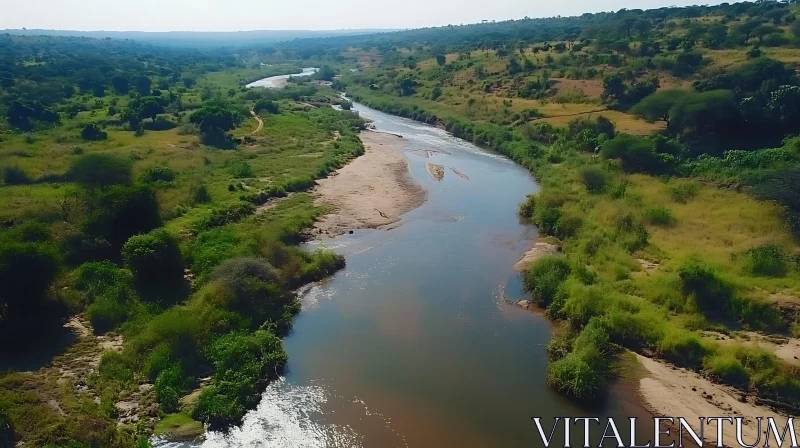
[250,110,264,135]
[312,131,425,238]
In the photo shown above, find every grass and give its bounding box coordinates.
[154,412,203,438]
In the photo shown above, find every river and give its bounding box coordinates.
[159,70,659,448]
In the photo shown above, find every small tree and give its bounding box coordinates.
[435,54,446,66]
[122,228,184,287]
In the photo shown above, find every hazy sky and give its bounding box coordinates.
[1,0,710,32]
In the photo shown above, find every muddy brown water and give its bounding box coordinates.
[157,74,665,447]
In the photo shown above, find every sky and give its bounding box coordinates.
[0,0,711,32]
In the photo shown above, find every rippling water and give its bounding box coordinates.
[160,74,656,447]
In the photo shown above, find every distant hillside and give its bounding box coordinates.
[0,28,396,47]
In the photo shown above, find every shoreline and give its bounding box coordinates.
[311,130,426,238]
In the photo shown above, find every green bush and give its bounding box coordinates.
[600,134,671,174]
[193,184,211,204]
[86,286,132,334]
[644,205,675,226]
[546,328,577,362]
[561,285,607,328]
[122,229,184,287]
[141,166,176,183]
[67,154,131,188]
[518,195,536,219]
[668,182,700,203]
[704,354,750,388]
[600,308,663,349]
[523,256,571,306]
[145,344,173,381]
[744,245,788,277]
[229,161,253,179]
[578,166,608,193]
[678,258,735,312]
[155,364,186,414]
[2,166,32,185]
[658,330,709,368]
[82,185,162,250]
[546,320,611,402]
[98,351,134,384]
[80,124,107,141]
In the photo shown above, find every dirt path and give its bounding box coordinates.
[250,110,264,135]
[312,131,426,238]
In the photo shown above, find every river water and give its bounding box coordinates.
[160,71,658,448]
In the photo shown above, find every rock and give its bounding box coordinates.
[517,300,531,310]
[514,242,560,272]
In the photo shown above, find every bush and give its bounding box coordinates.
[229,161,253,179]
[658,330,709,368]
[155,364,186,413]
[86,286,133,333]
[744,245,788,277]
[704,354,749,388]
[80,124,107,141]
[68,154,132,188]
[145,344,173,381]
[518,195,536,219]
[193,330,287,429]
[193,184,211,204]
[643,206,675,226]
[98,351,134,384]
[547,320,611,402]
[82,185,162,251]
[668,182,700,203]
[122,229,184,287]
[678,258,735,312]
[578,166,608,193]
[2,166,32,185]
[523,256,571,306]
[194,202,255,231]
[141,166,176,183]
[600,134,671,174]
[0,242,60,320]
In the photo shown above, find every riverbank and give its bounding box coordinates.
[312,130,426,238]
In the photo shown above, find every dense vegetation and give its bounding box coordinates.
[0,36,359,446]
[255,0,800,410]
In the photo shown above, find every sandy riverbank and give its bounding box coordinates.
[636,353,791,444]
[312,130,426,238]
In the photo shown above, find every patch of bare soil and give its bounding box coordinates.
[636,354,791,444]
[514,242,560,272]
[312,131,426,238]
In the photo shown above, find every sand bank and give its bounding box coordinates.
[312,131,425,238]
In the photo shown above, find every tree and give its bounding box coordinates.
[752,24,781,43]
[81,124,108,141]
[111,75,130,94]
[68,154,132,188]
[316,66,335,82]
[122,229,184,287]
[435,54,446,66]
[134,75,152,96]
[82,185,162,251]
[190,103,241,147]
[630,90,692,129]
[138,98,165,122]
[254,99,279,114]
[0,242,60,320]
[600,134,671,174]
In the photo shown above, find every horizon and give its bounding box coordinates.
[0,0,721,33]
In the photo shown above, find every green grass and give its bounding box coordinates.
[154,412,204,439]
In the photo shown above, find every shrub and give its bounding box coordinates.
[561,285,607,328]
[518,195,536,219]
[98,351,134,384]
[68,153,132,188]
[523,256,571,306]
[145,344,173,381]
[644,206,675,226]
[155,364,186,413]
[668,182,700,203]
[141,166,176,183]
[122,229,184,287]
[658,330,709,368]
[2,166,32,185]
[194,202,255,231]
[82,185,162,251]
[86,286,133,334]
[229,161,253,179]
[0,242,60,319]
[678,258,735,312]
[600,134,671,174]
[704,354,750,388]
[547,320,611,402]
[80,124,107,141]
[744,245,788,277]
[547,328,577,362]
[578,166,608,193]
[193,184,211,204]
